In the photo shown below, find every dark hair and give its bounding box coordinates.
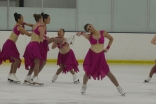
[41,12,49,22]
[84,23,91,32]
[61,28,65,33]
[14,12,22,22]
[33,14,42,22]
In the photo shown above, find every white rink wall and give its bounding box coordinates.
[0,31,156,61]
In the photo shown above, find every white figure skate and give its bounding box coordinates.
[10,73,20,83]
[117,86,125,96]
[81,84,87,95]
[144,77,151,83]
[52,74,58,83]
[24,75,33,84]
[73,74,80,84]
[33,76,44,86]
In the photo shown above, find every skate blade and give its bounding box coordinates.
[9,79,14,82]
[81,92,85,95]
[74,81,80,84]
[8,79,11,82]
[144,80,149,83]
[52,80,55,83]
[122,93,126,96]
[33,82,44,86]
[74,79,80,84]
[23,80,32,84]
[12,81,20,84]
[23,82,33,85]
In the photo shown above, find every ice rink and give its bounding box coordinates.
[0,64,156,104]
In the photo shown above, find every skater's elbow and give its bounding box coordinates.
[151,40,155,44]
[110,36,113,41]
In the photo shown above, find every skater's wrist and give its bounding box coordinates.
[80,32,85,35]
[106,46,110,49]
[23,22,26,25]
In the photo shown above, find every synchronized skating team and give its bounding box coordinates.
[1,12,155,96]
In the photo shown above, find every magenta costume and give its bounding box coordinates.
[23,25,43,70]
[154,60,156,74]
[0,25,21,67]
[0,49,1,59]
[40,30,49,63]
[83,30,110,80]
[56,38,79,74]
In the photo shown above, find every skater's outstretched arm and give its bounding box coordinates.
[23,22,34,27]
[151,35,156,45]
[103,31,113,53]
[18,26,32,37]
[76,32,90,40]
[48,37,65,44]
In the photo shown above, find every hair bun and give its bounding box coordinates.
[33,14,38,18]
[14,12,18,17]
[41,12,45,17]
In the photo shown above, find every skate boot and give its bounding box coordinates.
[144,77,151,83]
[52,74,58,82]
[7,73,11,81]
[73,74,80,84]
[10,73,20,83]
[81,84,87,95]
[33,76,44,86]
[24,75,33,84]
[117,86,125,96]
[31,75,35,81]
[66,35,75,45]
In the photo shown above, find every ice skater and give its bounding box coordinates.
[51,28,80,84]
[0,12,32,83]
[76,23,125,96]
[144,35,156,82]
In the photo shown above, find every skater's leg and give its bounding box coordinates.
[11,58,20,73]
[8,63,14,80]
[144,64,156,82]
[107,71,119,87]
[107,71,125,96]
[52,64,64,82]
[38,60,46,74]
[56,64,64,75]
[81,73,88,94]
[69,70,75,75]
[10,57,20,82]
[149,64,156,77]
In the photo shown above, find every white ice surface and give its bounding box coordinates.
[0,64,156,104]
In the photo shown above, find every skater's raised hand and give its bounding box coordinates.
[151,35,156,45]
[76,32,82,36]
[76,32,90,40]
